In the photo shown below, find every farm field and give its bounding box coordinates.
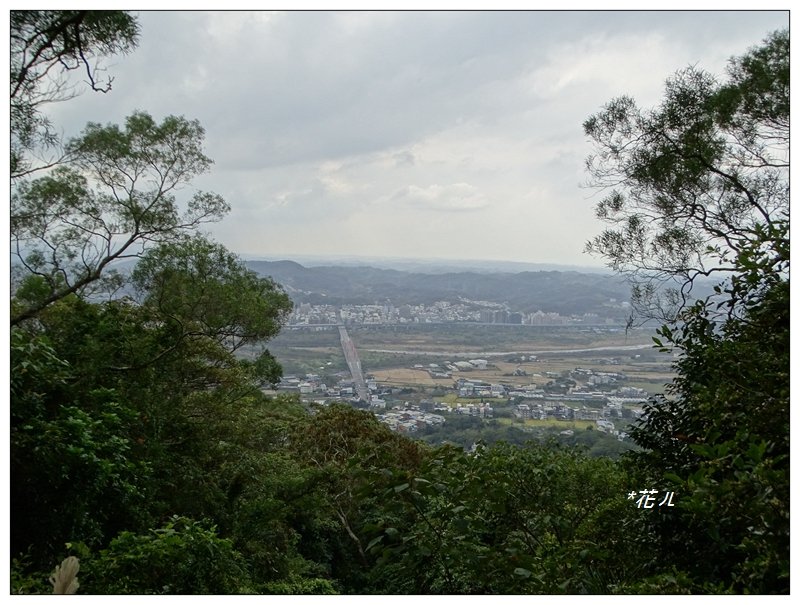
[263,323,675,396]
[369,367,443,387]
[349,323,655,353]
[369,350,674,396]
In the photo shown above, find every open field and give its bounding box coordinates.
[264,323,675,393]
[370,368,443,387]
[371,355,673,395]
[349,323,656,354]
[496,417,598,430]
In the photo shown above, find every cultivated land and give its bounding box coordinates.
[349,323,653,353]
[268,323,674,397]
[369,358,674,394]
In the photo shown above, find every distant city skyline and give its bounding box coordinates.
[42,9,788,266]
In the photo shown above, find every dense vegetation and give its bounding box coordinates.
[415,414,636,458]
[9,13,788,595]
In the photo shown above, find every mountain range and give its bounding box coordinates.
[246,260,633,318]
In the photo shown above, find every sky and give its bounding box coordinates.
[40,8,789,268]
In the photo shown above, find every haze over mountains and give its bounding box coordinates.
[247,259,633,318]
[241,254,611,275]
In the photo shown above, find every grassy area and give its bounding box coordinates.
[358,351,438,371]
[437,394,459,404]
[349,323,657,353]
[433,394,506,407]
[626,380,670,394]
[496,417,597,430]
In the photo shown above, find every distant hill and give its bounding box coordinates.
[246,260,633,318]
[240,254,611,274]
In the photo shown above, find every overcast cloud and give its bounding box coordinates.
[43,9,789,266]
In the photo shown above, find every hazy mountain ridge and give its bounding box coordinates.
[247,260,632,317]
[241,255,611,274]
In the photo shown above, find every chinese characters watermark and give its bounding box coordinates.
[628,489,675,508]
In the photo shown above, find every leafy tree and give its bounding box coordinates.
[584,30,789,593]
[10,326,151,569]
[10,13,223,328]
[11,10,140,178]
[288,405,429,591]
[583,29,788,321]
[131,235,292,363]
[367,441,652,594]
[10,257,293,586]
[10,10,310,596]
[76,516,253,594]
[629,233,788,593]
[11,112,230,325]
[221,434,341,594]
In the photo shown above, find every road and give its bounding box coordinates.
[338,325,370,402]
[357,343,656,357]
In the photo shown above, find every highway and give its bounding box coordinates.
[338,325,370,402]
[357,343,656,357]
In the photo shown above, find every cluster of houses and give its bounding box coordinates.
[513,401,632,440]
[414,359,490,380]
[287,300,626,327]
[374,400,494,434]
[453,402,494,417]
[456,378,505,398]
[276,373,381,401]
[375,407,446,433]
[570,366,629,386]
[275,359,652,440]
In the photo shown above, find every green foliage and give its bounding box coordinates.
[613,569,697,595]
[584,29,788,322]
[628,232,788,593]
[11,10,140,177]
[132,235,292,357]
[10,241,295,588]
[566,425,635,458]
[367,442,652,594]
[9,10,322,596]
[592,32,790,594]
[262,577,339,595]
[418,415,635,458]
[10,328,150,566]
[10,552,55,595]
[79,516,253,594]
[291,404,428,470]
[286,404,429,591]
[11,111,230,325]
[10,327,70,413]
[714,29,788,135]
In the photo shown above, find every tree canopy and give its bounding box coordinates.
[585,29,789,593]
[11,10,140,178]
[583,29,788,321]
[11,112,230,326]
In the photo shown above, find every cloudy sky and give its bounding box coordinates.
[43,9,788,267]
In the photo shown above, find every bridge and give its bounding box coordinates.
[338,325,370,402]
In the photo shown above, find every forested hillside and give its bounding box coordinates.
[9,13,788,595]
[248,260,634,316]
